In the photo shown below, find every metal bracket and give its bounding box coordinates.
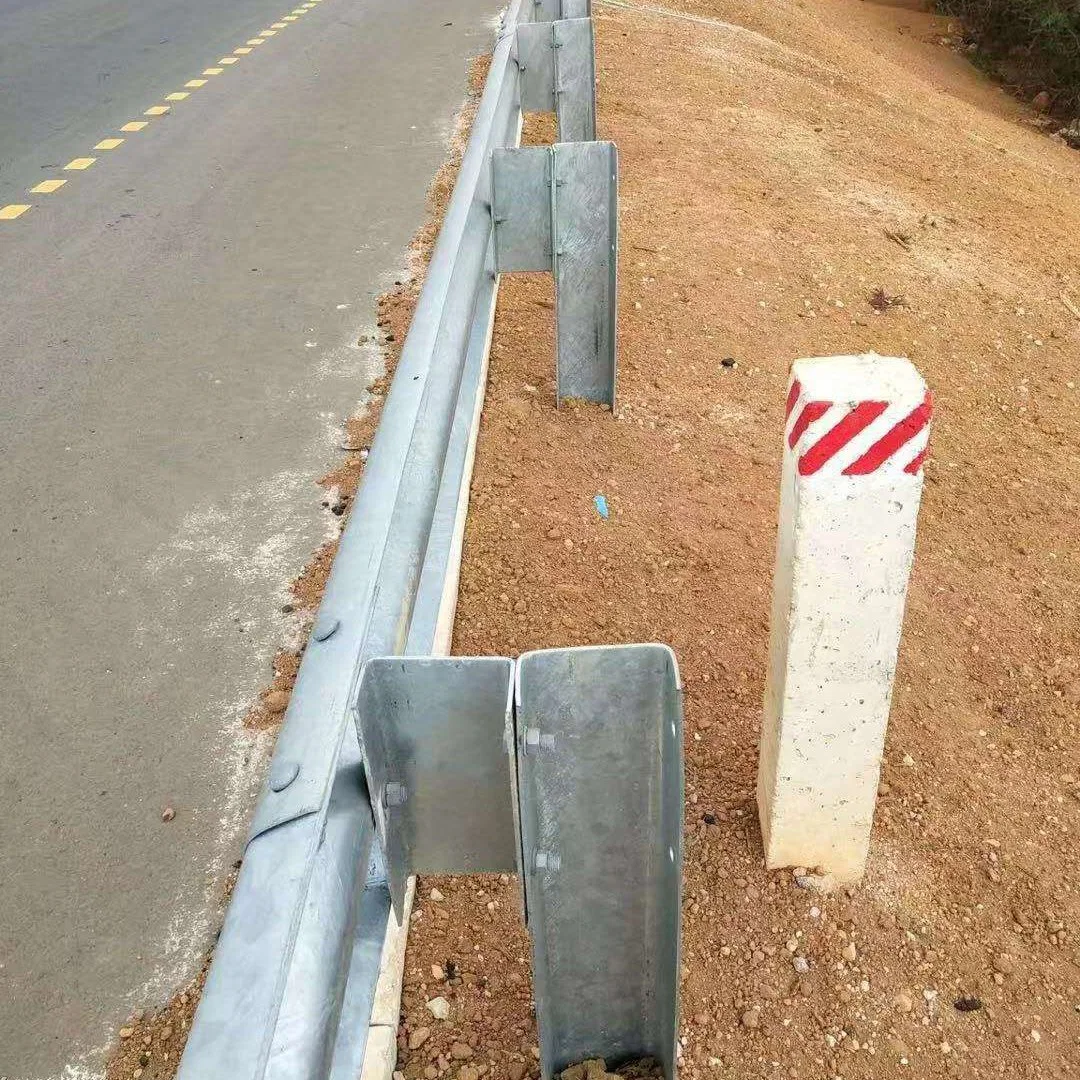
[492,141,618,406]
[531,0,592,19]
[517,18,597,143]
[516,644,683,1080]
[356,645,682,1080]
[354,656,519,921]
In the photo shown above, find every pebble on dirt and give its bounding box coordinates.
[425,995,450,1020]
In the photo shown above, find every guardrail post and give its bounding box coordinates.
[531,0,592,19]
[492,142,618,405]
[517,17,597,141]
[757,355,932,883]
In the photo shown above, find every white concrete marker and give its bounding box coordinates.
[757,354,932,883]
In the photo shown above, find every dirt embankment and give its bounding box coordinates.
[397,2,1080,1079]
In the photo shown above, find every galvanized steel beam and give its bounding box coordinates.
[517,17,597,142]
[176,5,530,1078]
[492,141,619,405]
[516,645,683,1080]
[530,0,592,19]
[355,656,519,921]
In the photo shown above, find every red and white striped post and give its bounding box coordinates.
[757,354,932,883]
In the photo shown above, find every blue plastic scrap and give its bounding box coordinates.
[593,494,609,519]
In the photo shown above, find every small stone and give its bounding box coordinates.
[426,996,451,1021]
[993,953,1016,975]
[842,942,858,962]
[508,1063,527,1080]
[740,1008,760,1029]
[785,937,799,953]
[563,538,574,551]
[450,1043,473,1060]
[430,887,445,903]
[409,1028,431,1050]
[432,964,445,981]
[161,806,175,822]
[793,956,810,974]
[894,992,913,1013]
[459,1067,480,1080]
[425,1068,439,1079]
[954,996,982,1012]
[1033,90,1052,112]
[265,690,289,713]
[119,1027,135,1039]
[513,599,527,615]
[886,1035,909,1058]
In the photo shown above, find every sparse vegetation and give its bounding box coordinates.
[938,0,1080,114]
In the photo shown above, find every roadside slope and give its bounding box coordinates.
[397,1,1080,1078]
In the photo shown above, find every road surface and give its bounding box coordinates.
[0,0,498,1075]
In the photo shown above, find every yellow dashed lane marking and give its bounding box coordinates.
[11,0,332,222]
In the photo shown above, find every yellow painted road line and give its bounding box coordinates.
[271,22,288,28]
[121,121,149,132]
[258,29,277,36]
[246,38,265,45]
[234,46,253,54]
[283,14,300,19]
[203,67,224,75]
[31,179,67,194]
[165,91,189,101]
[64,157,96,170]
[145,105,171,115]
[94,138,124,150]
[185,78,208,88]
[0,204,31,220]
[219,56,240,64]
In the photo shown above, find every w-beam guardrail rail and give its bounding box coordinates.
[176,3,682,1079]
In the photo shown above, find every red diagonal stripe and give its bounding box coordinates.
[903,447,928,475]
[787,400,830,449]
[785,379,801,419]
[799,401,888,476]
[842,391,933,476]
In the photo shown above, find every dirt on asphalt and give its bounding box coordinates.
[396,1,1080,1080]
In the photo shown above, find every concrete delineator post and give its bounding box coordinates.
[757,354,932,883]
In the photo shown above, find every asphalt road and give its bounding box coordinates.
[0,0,499,1075]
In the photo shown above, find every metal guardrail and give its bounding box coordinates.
[177,5,531,1076]
[177,4,681,1079]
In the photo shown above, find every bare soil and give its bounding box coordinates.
[398,2,1080,1080]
